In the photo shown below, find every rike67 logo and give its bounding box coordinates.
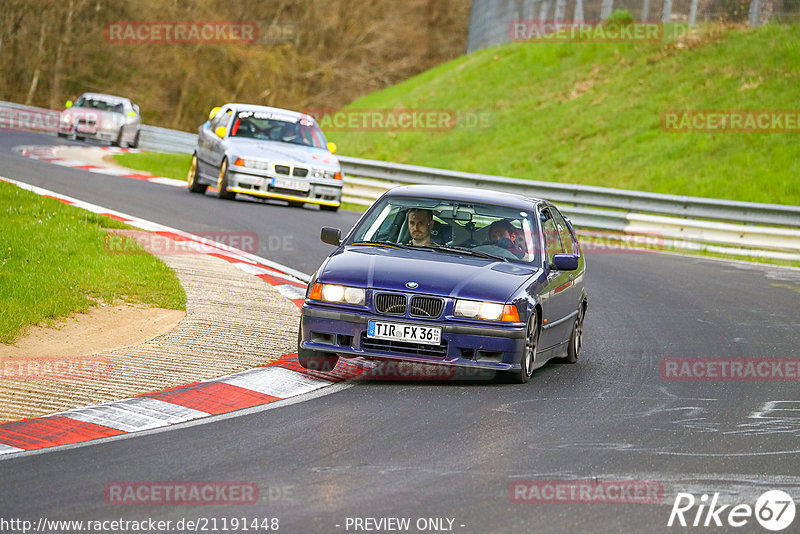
[668,490,795,531]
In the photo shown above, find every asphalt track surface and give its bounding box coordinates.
[2,132,800,533]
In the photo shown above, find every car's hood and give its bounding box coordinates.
[318,246,539,302]
[226,138,339,169]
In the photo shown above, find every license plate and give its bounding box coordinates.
[273,177,309,192]
[367,320,442,345]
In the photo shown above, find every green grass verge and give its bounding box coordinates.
[326,23,800,206]
[0,181,187,344]
[114,152,192,181]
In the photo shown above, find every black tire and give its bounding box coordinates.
[297,349,339,372]
[287,201,305,208]
[187,153,207,194]
[320,204,339,212]
[131,130,140,149]
[553,306,584,364]
[216,158,235,200]
[57,132,68,138]
[505,310,538,384]
[76,135,85,141]
[113,129,124,147]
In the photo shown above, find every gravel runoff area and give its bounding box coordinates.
[0,253,301,422]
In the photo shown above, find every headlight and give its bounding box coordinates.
[61,114,72,124]
[312,168,340,180]
[308,283,365,306]
[234,157,270,170]
[454,299,520,322]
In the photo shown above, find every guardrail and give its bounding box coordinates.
[4,101,799,261]
[138,124,197,153]
[338,162,800,261]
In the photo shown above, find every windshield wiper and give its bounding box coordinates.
[428,244,508,262]
[352,240,410,249]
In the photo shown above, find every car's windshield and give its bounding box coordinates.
[74,97,124,114]
[349,196,540,264]
[230,111,327,149]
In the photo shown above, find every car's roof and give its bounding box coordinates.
[78,92,130,103]
[384,184,545,210]
[222,103,312,122]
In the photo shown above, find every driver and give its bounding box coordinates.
[407,208,434,246]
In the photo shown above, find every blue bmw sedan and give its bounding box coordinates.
[298,185,587,383]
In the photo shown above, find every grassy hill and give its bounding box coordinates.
[326,24,800,206]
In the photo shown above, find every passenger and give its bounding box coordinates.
[406,208,435,246]
[488,219,523,257]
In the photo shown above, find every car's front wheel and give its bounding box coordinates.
[130,129,140,148]
[320,204,339,212]
[506,310,538,384]
[187,153,207,194]
[113,129,124,147]
[216,158,235,200]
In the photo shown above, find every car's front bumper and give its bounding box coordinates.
[60,124,120,142]
[300,304,527,371]
[227,168,342,207]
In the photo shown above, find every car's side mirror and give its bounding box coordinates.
[215,126,227,139]
[321,227,342,246]
[327,142,337,154]
[551,253,579,271]
[127,111,136,117]
[208,106,221,120]
[65,100,73,109]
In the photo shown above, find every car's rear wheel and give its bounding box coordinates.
[553,306,584,364]
[187,154,207,194]
[216,158,235,200]
[320,204,339,212]
[506,310,538,384]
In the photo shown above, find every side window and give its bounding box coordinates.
[551,209,576,254]
[541,208,564,265]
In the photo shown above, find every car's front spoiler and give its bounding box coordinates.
[301,306,526,339]
[228,187,340,207]
[300,304,527,370]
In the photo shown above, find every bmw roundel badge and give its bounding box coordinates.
[406,281,419,289]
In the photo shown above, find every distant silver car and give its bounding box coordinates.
[58,92,142,148]
[187,103,343,211]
